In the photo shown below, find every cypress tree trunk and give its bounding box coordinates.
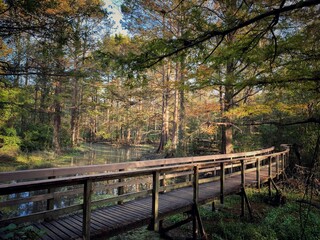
[53,79,62,154]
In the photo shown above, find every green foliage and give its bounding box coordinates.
[206,189,320,240]
[0,127,21,154]
[0,223,45,240]
[20,124,52,151]
[263,203,320,240]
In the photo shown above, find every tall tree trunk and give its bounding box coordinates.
[53,79,62,154]
[177,58,186,155]
[221,1,237,154]
[70,75,80,147]
[172,63,179,149]
[157,65,170,153]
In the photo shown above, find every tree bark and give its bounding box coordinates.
[157,64,170,153]
[53,79,62,154]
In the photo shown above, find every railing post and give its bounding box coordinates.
[47,176,55,211]
[193,165,199,204]
[268,156,272,197]
[284,151,288,168]
[241,160,245,186]
[118,169,124,205]
[193,165,199,239]
[241,160,245,217]
[160,165,166,193]
[276,155,280,180]
[152,171,160,231]
[220,162,225,204]
[83,179,92,240]
[256,158,260,190]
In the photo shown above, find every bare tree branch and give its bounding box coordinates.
[245,118,320,126]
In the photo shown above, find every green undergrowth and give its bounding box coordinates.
[0,144,91,172]
[110,187,320,240]
[0,223,45,240]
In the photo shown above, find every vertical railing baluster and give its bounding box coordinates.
[160,165,166,193]
[118,169,124,205]
[256,158,260,190]
[47,176,55,211]
[152,171,160,231]
[276,155,279,180]
[268,156,272,197]
[241,160,245,217]
[193,166,199,204]
[193,165,199,239]
[281,153,284,173]
[83,179,92,240]
[220,162,225,204]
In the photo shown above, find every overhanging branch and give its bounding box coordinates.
[140,0,320,67]
[245,118,320,126]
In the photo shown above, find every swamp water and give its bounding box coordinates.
[62,143,155,166]
[1,144,155,219]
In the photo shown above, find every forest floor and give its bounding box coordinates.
[110,182,320,240]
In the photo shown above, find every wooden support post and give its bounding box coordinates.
[268,156,272,178]
[268,156,272,197]
[193,166,199,239]
[194,204,207,240]
[212,201,216,212]
[284,152,288,169]
[191,165,208,239]
[118,169,124,205]
[83,180,92,240]
[220,162,225,204]
[268,178,272,197]
[256,158,260,190]
[241,160,245,186]
[152,171,160,231]
[47,176,55,211]
[241,160,245,217]
[192,206,198,239]
[276,156,279,180]
[160,165,166,193]
[242,187,253,219]
[193,166,199,204]
[281,153,286,180]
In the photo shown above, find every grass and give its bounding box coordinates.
[0,144,93,172]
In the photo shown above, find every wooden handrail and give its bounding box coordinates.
[0,146,289,240]
[0,147,275,183]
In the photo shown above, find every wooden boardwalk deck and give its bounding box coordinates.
[34,165,271,240]
[0,146,289,240]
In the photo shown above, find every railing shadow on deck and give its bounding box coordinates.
[0,145,290,239]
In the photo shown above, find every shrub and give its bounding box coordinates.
[20,124,52,151]
[0,127,21,154]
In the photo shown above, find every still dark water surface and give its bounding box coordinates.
[66,143,155,166]
[2,144,155,218]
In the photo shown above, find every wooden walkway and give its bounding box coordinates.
[34,165,271,239]
[0,146,289,240]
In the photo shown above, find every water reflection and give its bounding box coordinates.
[68,144,154,166]
[1,144,155,219]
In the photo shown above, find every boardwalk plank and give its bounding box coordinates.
[30,163,281,239]
[58,218,82,237]
[33,223,55,240]
[48,220,79,239]
[41,222,69,240]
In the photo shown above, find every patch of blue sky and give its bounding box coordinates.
[104,0,128,35]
